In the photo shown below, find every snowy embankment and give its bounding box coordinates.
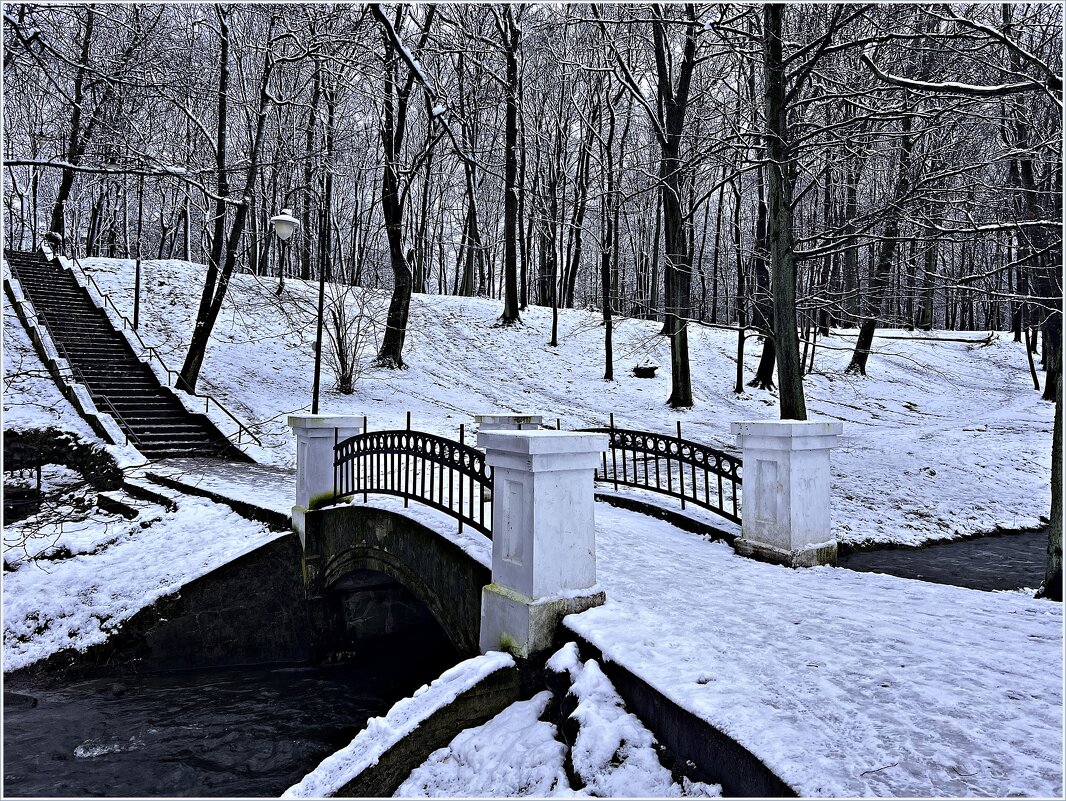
[2,484,282,672]
[77,257,1052,547]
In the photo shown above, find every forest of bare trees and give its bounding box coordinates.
[3,3,1061,400]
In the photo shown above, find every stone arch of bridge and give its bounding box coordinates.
[321,547,464,653]
[302,504,490,657]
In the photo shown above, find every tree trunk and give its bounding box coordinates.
[180,8,233,391]
[299,68,323,282]
[1037,386,1062,601]
[763,4,806,419]
[375,34,411,368]
[49,7,94,237]
[846,112,915,375]
[499,8,521,324]
[601,88,617,381]
[841,154,861,326]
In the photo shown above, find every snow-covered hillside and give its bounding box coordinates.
[35,258,1059,547]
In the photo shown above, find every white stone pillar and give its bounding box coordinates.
[730,420,843,568]
[288,414,363,544]
[477,430,608,658]
[473,413,543,431]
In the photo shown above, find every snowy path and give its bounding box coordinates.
[573,504,1063,798]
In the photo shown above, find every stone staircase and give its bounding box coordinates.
[5,249,248,461]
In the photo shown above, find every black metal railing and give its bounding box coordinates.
[48,336,147,451]
[577,415,741,524]
[333,415,493,537]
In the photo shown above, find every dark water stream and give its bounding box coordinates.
[838,528,1048,591]
[3,632,457,798]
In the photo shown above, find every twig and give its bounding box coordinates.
[859,763,898,776]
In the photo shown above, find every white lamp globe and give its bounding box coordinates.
[271,208,299,241]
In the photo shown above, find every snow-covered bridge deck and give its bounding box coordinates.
[149,458,1063,798]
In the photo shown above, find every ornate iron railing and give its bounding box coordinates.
[577,416,741,524]
[333,417,493,537]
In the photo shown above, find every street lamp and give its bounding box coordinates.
[271,207,298,291]
[272,207,325,415]
[270,208,298,243]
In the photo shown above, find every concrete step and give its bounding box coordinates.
[114,412,199,424]
[130,430,217,443]
[63,352,139,362]
[95,487,169,520]
[82,378,161,390]
[95,490,141,519]
[103,404,186,415]
[121,476,181,511]
[8,248,248,464]
[142,469,291,530]
[75,374,157,386]
[92,394,173,406]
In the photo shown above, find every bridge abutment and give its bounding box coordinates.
[477,430,608,659]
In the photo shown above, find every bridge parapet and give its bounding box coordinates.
[289,413,363,543]
[731,420,843,568]
[477,430,608,659]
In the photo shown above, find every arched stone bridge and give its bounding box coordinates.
[302,504,489,656]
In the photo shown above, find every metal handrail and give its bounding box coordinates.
[575,415,742,525]
[332,417,493,537]
[60,252,262,447]
[47,335,146,450]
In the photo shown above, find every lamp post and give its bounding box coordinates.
[270,207,298,288]
[272,207,324,414]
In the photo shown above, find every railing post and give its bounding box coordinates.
[609,413,618,491]
[730,420,843,568]
[477,429,608,659]
[676,420,686,510]
[288,414,364,546]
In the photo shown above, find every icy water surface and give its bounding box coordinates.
[3,634,457,797]
[839,528,1048,591]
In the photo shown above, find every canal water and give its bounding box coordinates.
[838,528,1049,591]
[3,630,458,797]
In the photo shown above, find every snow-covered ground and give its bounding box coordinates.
[302,497,1062,798]
[395,691,576,798]
[289,642,720,799]
[75,257,1053,547]
[2,482,282,672]
[574,504,1063,798]
[546,642,722,798]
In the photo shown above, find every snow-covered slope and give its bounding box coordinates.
[72,258,1054,547]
